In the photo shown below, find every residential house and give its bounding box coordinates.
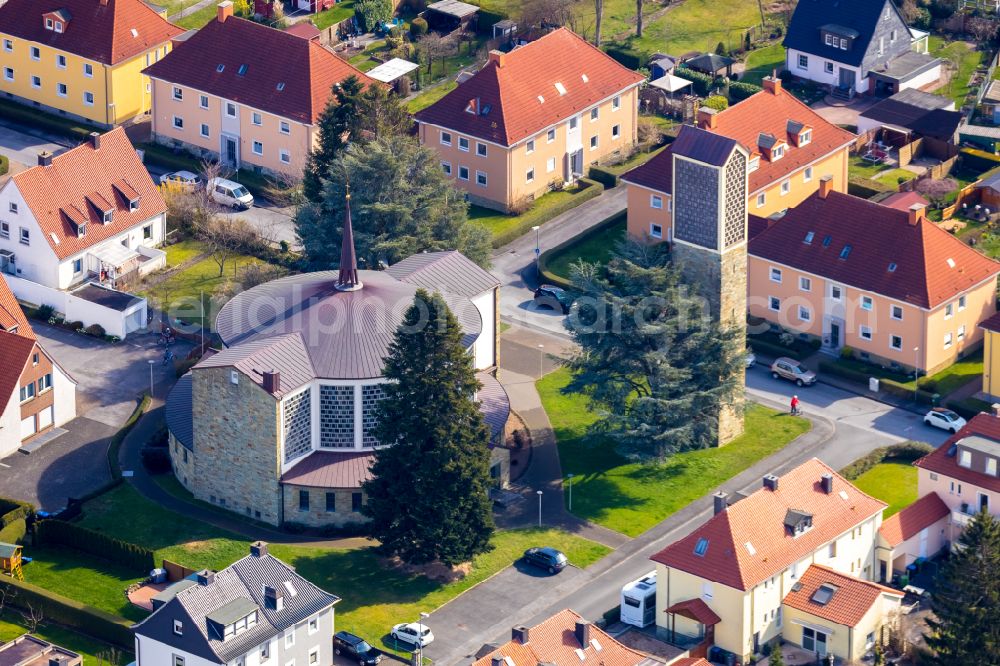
[133,542,339,666]
[0,276,76,456]
[414,28,644,212]
[877,190,929,213]
[0,634,81,666]
[472,609,662,666]
[857,88,963,145]
[649,458,888,663]
[144,2,375,178]
[0,0,182,126]
[0,127,166,338]
[622,76,855,243]
[747,184,1000,373]
[783,0,941,96]
[875,491,950,582]
[980,312,1000,401]
[980,80,1000,124]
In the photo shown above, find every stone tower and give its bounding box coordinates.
[670,122,749,445]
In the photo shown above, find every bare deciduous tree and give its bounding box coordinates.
[520,0,573,30]
[594,0,603,45]
[418,33,455,77]
[20,602,43,633]
[197,215,261,276]
[916,177,958,209]
[967,16,1000,43]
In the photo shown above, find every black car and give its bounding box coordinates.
[533,285,573,314]
[522,546,568,574]
[333,631,382,665]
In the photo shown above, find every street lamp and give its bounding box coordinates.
[538,344,544,379]
[537,490,543,526]
[147,359,156,398]
[567,473,574,512]
[913,347,920,402]
[416,611,429,665]
[532,225,541,264]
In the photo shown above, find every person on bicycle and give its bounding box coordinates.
[790,395,800,415]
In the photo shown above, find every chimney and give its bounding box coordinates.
[762,74,782,95]
[49,658,62,666]
[821,473,834,495]
[88,131,101,150]
[992,403,1000,418]
[487,50,505,67]
[38,151,52,167]
[511,626,530,644]
[196,570,215,586]
[908,203,925,226]
[217,1,233,22]
[261,370,280,394]
[250,541,268,557]
[713,491,729,515]
[574,620,591,648]
[491,657,504,666]
[697,107,718,130]
[818,175,833,199]
[763,474,779,491]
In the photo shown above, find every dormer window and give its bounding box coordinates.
[102,209,113,224]
[129,197,140,211]
[55,21,63,32]
[959,449,972,468]
[772,144,784,159]
[45,18,53,29]
[785,509,813,536]
[207,602,259,642]
[77,221,86,237]
[800,129,811,145]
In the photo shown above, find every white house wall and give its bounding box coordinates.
[135,634,222,666]
[472,288,497,369]
[899,65,942,92]
[57,211,168,290]
[5,273,144,338]
[786,48,869,93]
[0,388,20,457]
[51,362,77,428]
[0,180,60,288]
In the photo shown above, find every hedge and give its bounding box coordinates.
[474,8,505,33]
[848,174,894,199]
[139,143,272,199]
[490,178,604,248]
[748,336,808,361]
[0,576,134,648]
[588,164,620,189]
[0,518,26,544]
[959,146,1000,173]
[729,80,762,101]
[536,210,626,289]
[603,46,642,70]
[0,154,9,176]
[34,520,154,573]
[675,67,716,96]
[818,360,938,404]
[0,97,102,142]
[0,497,34,528]
[839,441,934,480]
[946,396,994,420]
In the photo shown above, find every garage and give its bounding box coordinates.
[20,415,35,440]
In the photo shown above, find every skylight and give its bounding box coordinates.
[839,244,852,259]
[130,28,138,37]
[554,82,567,95]
[804,231,814,244]
[947,258,956,268]
[822,235,832,247]
[283,580,297,597]
[217,64,225,72]
[838,490,849,500]
[238,64,248,76]
[744,541,756,556]
[694,538,709,556]
[811,583,838,606]
[888,262,897,272]
[277,82,285,91]
[537,95,545,103]
[581,73,589,83]
[574,649,586,661]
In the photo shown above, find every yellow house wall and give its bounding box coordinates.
[983,329,1000,400]
[782,594,897,662]
[654,564,749,657]
[923,278,997,374]
[107,45,171,122]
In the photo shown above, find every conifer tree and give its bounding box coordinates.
[303,76,365,204]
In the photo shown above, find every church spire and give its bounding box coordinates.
[336,189,362,291]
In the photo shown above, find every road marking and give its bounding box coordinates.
[0,462,10,468]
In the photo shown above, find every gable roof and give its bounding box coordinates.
[413,28,644,147]
[650,459,886,591]
[783,0,894,67]
[914,413,1000,493]
[194,332,316,398]
[623,83,854,194]
[879,190,929,212]
[878,492,949,547]
[0,0,182,65]
[385,250,500,298]
[143,14,374,124]
[0,330,37,407]
[11,127,166,261]
[472,609,658,666]
[783,564,902,627]
[134,547,339,663]
[0,275,34,338]
[748,190,1000,309]
[671,124,739,166]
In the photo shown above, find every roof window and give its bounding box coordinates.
[811,583,837,605]
[581,73,589,83]
[276,82,286,91]
[947,257,956,268]
[839,245,852,259]
[744,541,756,555]
[804,231,814,244]
[888,262,897,272]
[554,82,567,95]
[822,235,831,247]
[130,28,138,38]
[283,580,297,597]
[694,538,709,556]
[537,95,544,103]
[238,64,248,76]
[217,64,225,72]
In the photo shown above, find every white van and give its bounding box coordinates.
[208,177,254,210]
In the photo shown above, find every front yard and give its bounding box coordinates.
[538,368,811,537]
[542,214,626,282]
[742,44,786,86]
[832,349,983,397]
[469,180,603,246]
[852,462,917,518]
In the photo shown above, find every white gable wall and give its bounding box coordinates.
[0,180,60,288]
[0,387,20,457]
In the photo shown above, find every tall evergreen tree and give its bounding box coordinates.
[361,290,495,566]
[925,510,1000,663]
[564,240,744,458]
[295,135,491,268]
[303,75,366,204]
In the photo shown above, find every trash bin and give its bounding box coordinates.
[869,377,879,392]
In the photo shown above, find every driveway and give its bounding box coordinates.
[811,96,879,127]
[0,122,68,175]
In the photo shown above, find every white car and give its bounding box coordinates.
[158,170,202,189]
[390,622,433,648]
[208,177,254,210]
[924,407,966,433]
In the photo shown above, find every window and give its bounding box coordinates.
[944,332,953,349]
[31,75,40,88]
[799,306,811,321]
[252,140,263,155]
[252,112,262,126]
[0,221,8,238]
[803,166,813,182]
[798,54,808,69]
[769,296,780,311]
[959,295,967,311]
[650,194,663,210]
[280,150,290,164]
[307,650,318,666]
[959,449,971,468]
[476,170,487,187]
[172,116,183,129]
[458,137,469,152]
[891,335,902,350]
[3,68,11,81]
[828,541,837,558]
[860,325,872,341]
[200,123,209,138]
[142,224,153,241]
[769,267,782,283]
[773,145,785,159]
[988,458,997,476]
[458,166,469,181]
[84,63,93,77]
[172,86,182,100]
[476,142,487,157]
[285,632,295,648]
[19,227,29,245]
[590,135,598,150]
[526,168,534,183]
[756,192,766,208]
[569,116,578,130]
[19,382,34,402]
[46,18,53,29]
[352,492,362,512]
[308,618,319,635]
[226,102,236,117]
[56,82,67,97]
[612,95,621,110]
[958,324,966,341]
[196,94,208,109]
[590,107,599,121]
[830,285,842,300]
[891,305,903,320]
[2,39,10,52]
[326,492,336,512]
[261,644,271,662]
[30,46,39,60]
[173,656,184,666]
[945,303,954,319]
[298,490,309,511]
[526,139,535,154]
[780,180,790,195]
[825,33,833,46]
[547,128,556,142]
[441,161,452,175]
[611,124,622,140]
[173,620,183,636]
[650,223,662,239]
[280,121,290,134]
[799,276,811,292]
[800,129,812,145]
[861,296,873,311]
[72,258,82,274]
[694,538,709,556]
[56,54,66,69]
[440,131,452,146]
[84,91,94,105]
[825,61,834,73]
[546,157,555,173]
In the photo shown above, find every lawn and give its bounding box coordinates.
[831,349,983,396]
[0,618,131,665]
[543,216,626,281]
[602,144,669,176]
[59,484,609,653]
[853,462,917,518]
[469,182,600,245]
[849,154,892,180]
[628,0,764,60]
[163,239,208,268]
[407,81,457,113]
[878,168,917,184]
[538,368,811,536]
[313,0,356,30]
[173,4,220,29]
[929,37,987,108]
[742,44,786,86]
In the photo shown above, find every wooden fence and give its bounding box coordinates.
[163,559,198,582]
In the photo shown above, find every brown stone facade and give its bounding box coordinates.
[282,485,367,528]
[169,432,195,487]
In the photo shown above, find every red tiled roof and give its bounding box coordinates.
[671,660,711,666]
[472,609,654,666]
[0,330,37,411]
[664,598,721,625]
[280,451,374,489]
[980,310,1000,333]
[880,190,930,212]
[914,414,1000,493]
[650,459,886,591]
[623,82,855,194]
[144,14,375,124]
[748,190,1000,309]
[12,127,165,261]
[782,564,902,627]
[0,276,34,339]
[878,492,949,547]
[414,28,644,147]
[284,21,320,40]
[0,0,182,65]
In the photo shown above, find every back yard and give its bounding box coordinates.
[929,37,987,108]
[852,462,917,518]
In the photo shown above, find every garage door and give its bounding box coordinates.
[20,415,36,440]
[126,309,144,334]
[37,406,53,430]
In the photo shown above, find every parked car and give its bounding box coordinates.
[158,170,202,189]
[522,546,568,574]
[208,177,254,210]
[390,622,434,648]
[924,407,967,433]
[770,357,816,387]
[334,631,382,665]
[745,350,756,368]
[533,285,573,314]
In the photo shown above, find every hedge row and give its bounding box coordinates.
[34,520,154,573]
[959,146,1000,173]
[839,441,934,480]
[817,360,938,404]
[749,336,806,361]
[604,46,643,70]
[729,80,762,101]
[0,576,134,648]
[490,178,604,248]
[0,518,26,544]
[109,394,150,481]
[536,210,626,289]
[945,396,994,420]
[848,174,895,199]
[588,164,620,189]
[0,497,34,528]
[0,154,9,177]
[0,97,101,141]
[675,67,716,96]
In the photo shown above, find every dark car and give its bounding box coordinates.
[533,285,573,314]
[522,546,568,573]
[333,631,382,665]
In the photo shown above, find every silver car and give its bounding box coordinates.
[770,357,816,387]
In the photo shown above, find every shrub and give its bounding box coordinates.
[959,146,1000,172]
[410,16,427,36]
[818,359,870,384]
[603,46,642,70]
[85,323,106,337]
[65,321,83,331]
[848,175,894,199]
[588,164,619,189]
[715,41,726,55]
[141,446,172,474]
[703,95,729,111]
[0,497,34,528]
[0,154,8,177]
[729,80,762,101]
[34,520,154,572]
[0,518,26,544]
[354,0,392,32]
[840,442,934,480]
[840,346,854,360]
[675,66,716,96]
[36,304,55,320]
